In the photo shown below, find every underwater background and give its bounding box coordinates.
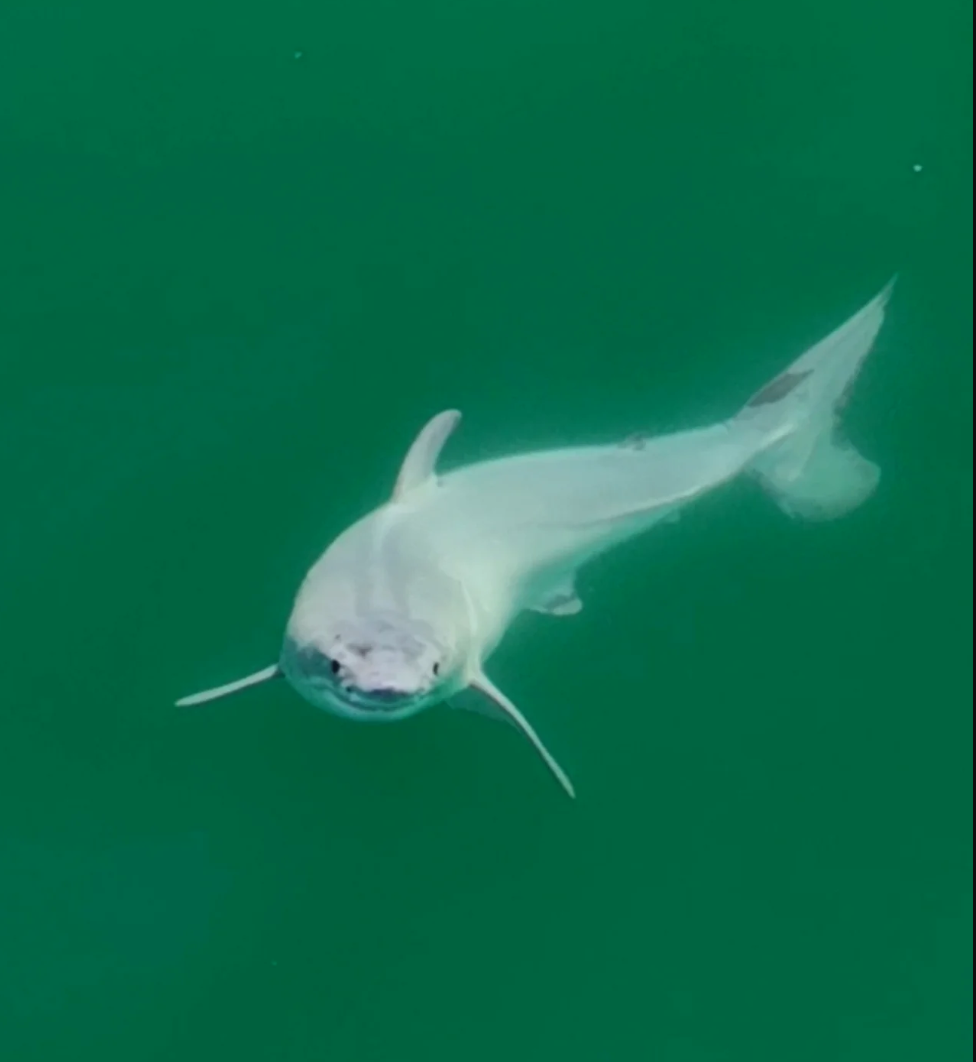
[2,0,971,1059]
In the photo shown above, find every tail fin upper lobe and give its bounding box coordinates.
[735,278,896,521]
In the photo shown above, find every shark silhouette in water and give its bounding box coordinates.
[177,280,897,797]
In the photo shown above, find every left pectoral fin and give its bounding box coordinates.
[454,670,576,799]
[175,664,281,707]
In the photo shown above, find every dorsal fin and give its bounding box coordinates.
[393,410,461,500]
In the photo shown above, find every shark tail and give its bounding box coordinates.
[731,278,895,521]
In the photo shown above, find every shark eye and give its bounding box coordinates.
[330,659,341,675]
[432,662,440,675]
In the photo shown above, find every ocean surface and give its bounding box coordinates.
[2,1,971,1059]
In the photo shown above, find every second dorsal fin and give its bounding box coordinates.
[392,410,461,500]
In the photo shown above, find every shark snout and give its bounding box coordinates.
[351,648,425,697]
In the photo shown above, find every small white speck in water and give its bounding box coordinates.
[913,164,923,172]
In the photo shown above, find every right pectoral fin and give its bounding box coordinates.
[454,670,576,799]
[175,664,281,707]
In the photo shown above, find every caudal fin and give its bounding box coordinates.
[734,278,896,521]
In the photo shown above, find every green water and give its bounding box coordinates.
[2,1,971,1059]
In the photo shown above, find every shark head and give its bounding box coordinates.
[279,612,463,722]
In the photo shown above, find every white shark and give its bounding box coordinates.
[176,280,896,797]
